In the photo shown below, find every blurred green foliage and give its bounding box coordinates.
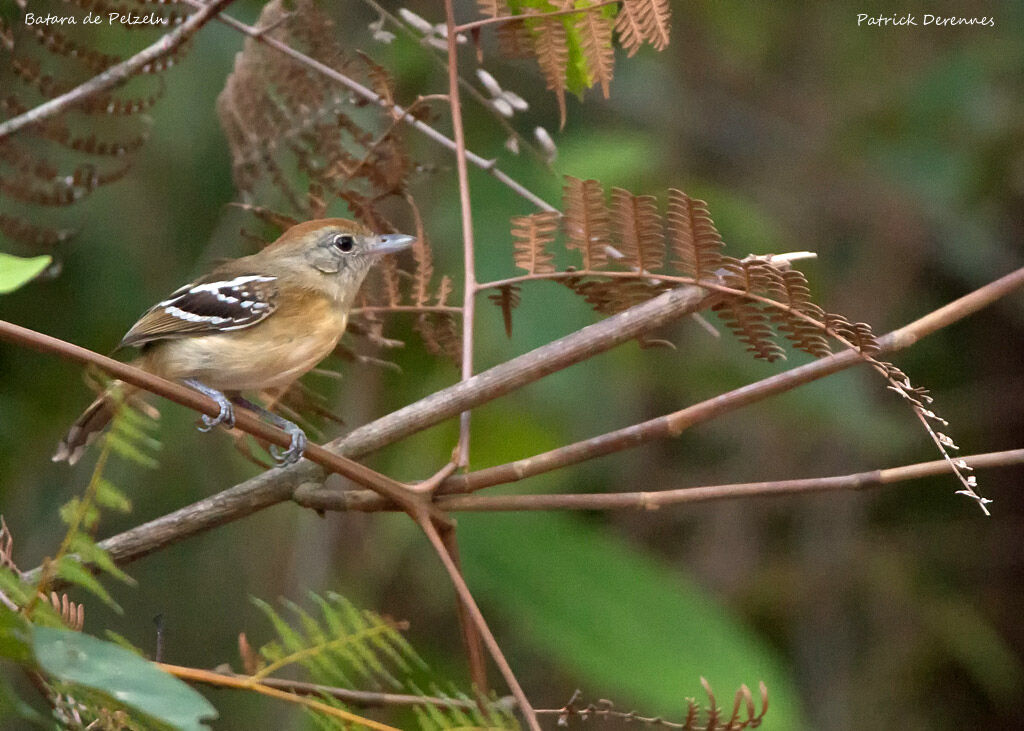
[0,255,52,295]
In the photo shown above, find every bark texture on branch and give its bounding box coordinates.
[97,284,710,564]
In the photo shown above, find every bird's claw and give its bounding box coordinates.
[197,401,234,430]
[270,422,307,466]
[185,380,236,433]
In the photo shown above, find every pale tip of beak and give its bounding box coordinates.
[373,233,415,255]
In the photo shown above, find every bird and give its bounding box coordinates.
[53,218,414,467]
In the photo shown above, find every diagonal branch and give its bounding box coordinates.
[0,0,237,141]
[0,320,445,523]
[160,665,514,710]
[413,509,539,729]
[435,265,1024,495]
[90,284,708,565]
[295,265,1024,511]
[158,663,400,731]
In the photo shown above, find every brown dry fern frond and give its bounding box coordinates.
[611,187,664,272]
[0,0,184,254]
[563,175,610,270]
[489,284,522,337]
[529,11,570,128]
[415,275,462,365]
[561,274,665,319]
[576,5,615,98]
[769,269,832,358]
[496,19,535,59]
[615,0,672,56]
[712,296,786,363]
[47,591,85,632]
[667,189,726,281]
[216,0,415,228]
[512,211,559,274]
[487,177,988,511]
[614,0,647,57]
[548,679,768,729]
[477,0,509,19]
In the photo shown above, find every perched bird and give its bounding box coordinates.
[54,218,413,466]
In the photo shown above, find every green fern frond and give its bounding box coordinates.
[252,594,418,690]
[249,593,518,730]
[409,682,520,730]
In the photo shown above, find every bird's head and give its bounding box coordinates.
[264,218,415,285]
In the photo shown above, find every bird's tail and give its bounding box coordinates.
[53,382,138,465]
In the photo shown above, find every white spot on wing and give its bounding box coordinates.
[189,275,276,295]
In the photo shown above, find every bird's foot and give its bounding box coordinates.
[269,421,307,466]
[231,396,307,467]
[185,379,235,432]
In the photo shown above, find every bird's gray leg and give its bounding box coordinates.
[184,379,236,431]
[230,396,307,466]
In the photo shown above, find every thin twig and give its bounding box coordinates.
[414,511,540,730]
[434,449,1024,511]
[157,663,400,731]
[292,449,1024,513]
[358,0,548,167]
[178,0,554,212]
[352,304,464,315]
[436,265,1024,494]
[454,0,620,34]
[438,524,490,701]
[170,667,514,710]
[0,0,236,141]
[443,0,480,470]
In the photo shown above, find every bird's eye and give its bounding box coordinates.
[332,234,355,252]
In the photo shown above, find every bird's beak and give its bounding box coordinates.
[371,233,415,256]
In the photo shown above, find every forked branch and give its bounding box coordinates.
[61,264,1022,566]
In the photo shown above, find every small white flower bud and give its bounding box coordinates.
[492,98,514,117]
[476,69,503,97]
[399,8,434,34]
[534,126,557,162]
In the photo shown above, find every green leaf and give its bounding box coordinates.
[0,573,66,630]
[507,0,618,96]
[0,606,33,664]
[95,478,133,514]
[0,253,51,294]
[103,630,146,655]
[0,568,32,608]
[59,497,101,532]
[68,534,135,586]
[459,512,804,728]
[111,414,163,454]
[106,432,160,469]
[32,626,218,731]
[925,599,1024,705]
[55,558,121,613]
